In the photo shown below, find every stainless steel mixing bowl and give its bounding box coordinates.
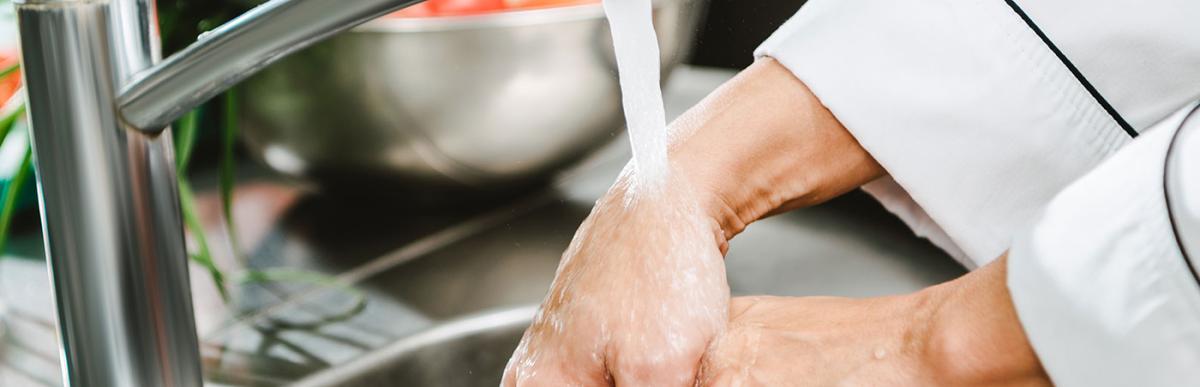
[237,0,700,195]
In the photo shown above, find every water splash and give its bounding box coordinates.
[603,0,670,189]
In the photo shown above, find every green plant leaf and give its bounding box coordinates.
[0,103,24,144]
[178,178,230,302]
[0,100,27,255]
[220,90,243,262]
[174,108,199,173]
[0,144,31,254]
[0,63,17,80]
[171,107,232,302]
[237,268,368,329]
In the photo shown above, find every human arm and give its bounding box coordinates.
[697,256,1050,387]
[501,57,885,386]
[698,102,1200,387]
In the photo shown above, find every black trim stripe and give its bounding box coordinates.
[1003,0,1139,138]
[1163,104,1200,289]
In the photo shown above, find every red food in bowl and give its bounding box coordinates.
[503,0,596,10]
[387,0,597,18]
[0,48,21,104]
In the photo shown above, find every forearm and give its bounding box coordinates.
[697,255,1052,386]
[666,57,884,241]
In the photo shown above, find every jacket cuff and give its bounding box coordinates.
[1007,103,1200,386]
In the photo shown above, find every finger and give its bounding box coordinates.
[502,332,572,387]
[505,330,610,387]
[501,335,529,387]
[697,339,744,387]
[697,365,739,387]
[610,354,700,387]
[607,338,704,387]
[697,325,765,387]
[502,353,582,387]
[696,346,724,387]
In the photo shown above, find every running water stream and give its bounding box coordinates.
[502,4,732,384]
[603,0,670,188]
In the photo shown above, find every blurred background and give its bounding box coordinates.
[691,0,805,68]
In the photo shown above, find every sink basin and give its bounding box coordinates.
[293,307,533,387]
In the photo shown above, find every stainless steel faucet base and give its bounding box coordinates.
[15,0,200,386]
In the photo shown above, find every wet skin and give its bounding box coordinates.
[503,58,1049,386]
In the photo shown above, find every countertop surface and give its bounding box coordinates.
[0,66,964,386]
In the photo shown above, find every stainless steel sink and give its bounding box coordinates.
[292,307,533,387]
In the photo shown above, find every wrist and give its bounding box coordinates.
[665,57,884,240]
[600,169,733,254]
[918,257,1050,386]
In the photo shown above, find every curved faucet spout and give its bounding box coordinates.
[117,0,425,133]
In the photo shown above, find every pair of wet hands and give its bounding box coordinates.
[500,183,923,387]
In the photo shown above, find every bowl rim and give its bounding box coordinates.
[354,0,683,32]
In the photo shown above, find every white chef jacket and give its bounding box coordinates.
[1007,103,1200,386]
[754,0,1200,385]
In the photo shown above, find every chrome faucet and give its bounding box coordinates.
[12,0,422,385]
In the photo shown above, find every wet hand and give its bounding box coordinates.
[503,56,889,387]
[502,176,731,386]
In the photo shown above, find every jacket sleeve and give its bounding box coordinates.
[1007,102,1200,386]
[754,0,1200,267]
